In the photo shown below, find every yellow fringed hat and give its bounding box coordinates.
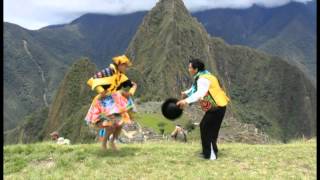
[112,55,132,66]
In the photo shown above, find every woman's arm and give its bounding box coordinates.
[118,79,137,97]
[128,81,137,96]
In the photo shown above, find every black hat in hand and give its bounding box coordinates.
[161,98,183,120]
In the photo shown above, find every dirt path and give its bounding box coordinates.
[23,40,49,107]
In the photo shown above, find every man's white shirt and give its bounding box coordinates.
[184,78,210,104]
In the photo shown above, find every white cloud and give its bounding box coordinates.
[4,0,314,30]
[183,0,313,11]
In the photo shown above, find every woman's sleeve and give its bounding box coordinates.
[119,80,134,88]
[118,74,137,96]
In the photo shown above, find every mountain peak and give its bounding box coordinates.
[126,0,216,99]
[142,0,196,26]
[156,0,185,8]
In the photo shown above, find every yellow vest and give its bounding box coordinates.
[200,74,230,107]
[87,64,130,94]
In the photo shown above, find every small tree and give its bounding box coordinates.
[158,122,166,135]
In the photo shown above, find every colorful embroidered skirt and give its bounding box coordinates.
[85,91,135,128]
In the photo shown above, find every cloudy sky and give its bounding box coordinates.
[4,0,313,30]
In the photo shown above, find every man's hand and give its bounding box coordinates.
[181,92,187,99]
[176,99,188,109]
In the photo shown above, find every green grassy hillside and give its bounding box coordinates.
[4,139,316,179]
[135,112,191,134]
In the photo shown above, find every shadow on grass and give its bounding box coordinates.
[95,147,141,158]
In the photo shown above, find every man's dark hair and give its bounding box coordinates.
[189,59,205,72]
